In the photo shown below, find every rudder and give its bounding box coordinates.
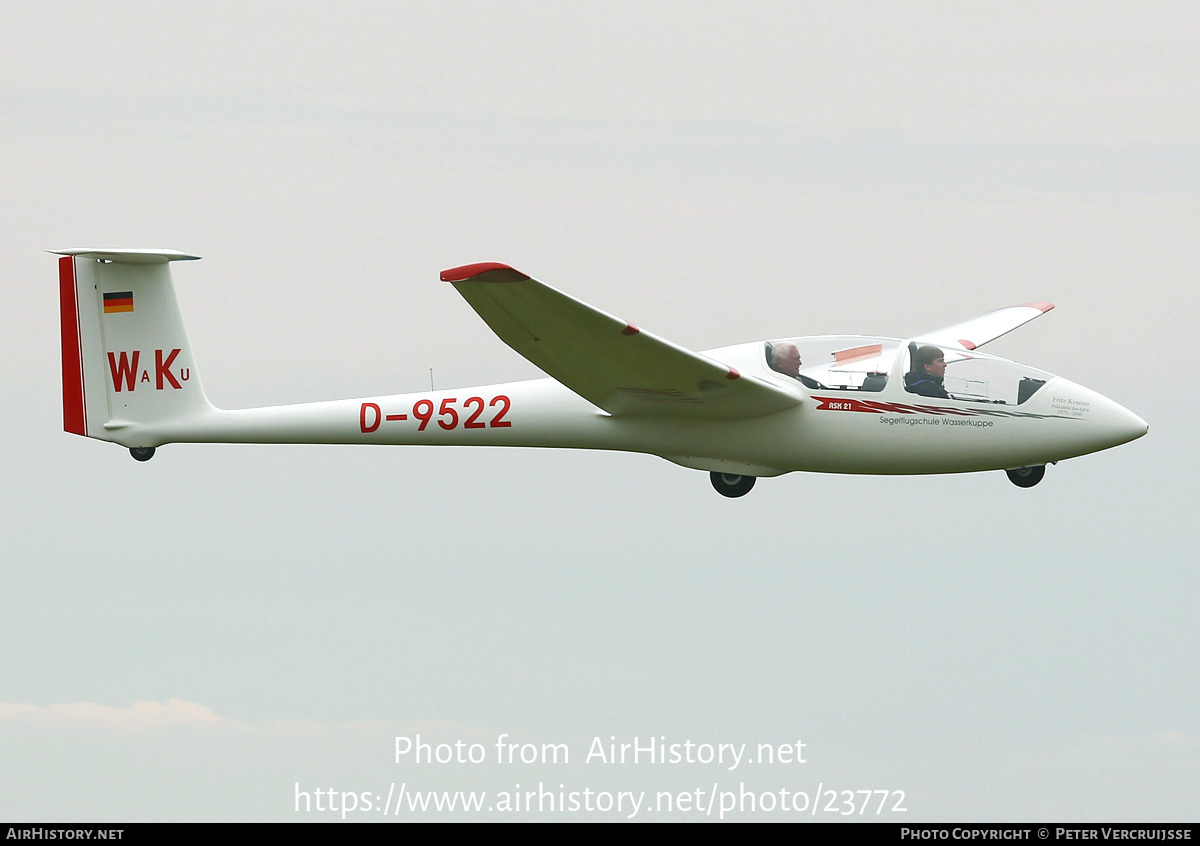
[55,249,213,445]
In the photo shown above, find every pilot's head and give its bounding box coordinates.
[913,345,947,378]
[768,342,802,378]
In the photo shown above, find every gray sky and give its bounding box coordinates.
[2,1,1196,821]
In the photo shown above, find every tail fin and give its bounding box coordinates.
[55,249,213,445]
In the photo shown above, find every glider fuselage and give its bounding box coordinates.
[126,338,1145,478]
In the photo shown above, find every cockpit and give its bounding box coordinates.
[764,337,1055,405]
[899,342,1051,405]
[764,336,897,392]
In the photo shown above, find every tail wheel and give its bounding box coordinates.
[710,472,756,498]
[1006,465,1045,488]
[130,447,156,462]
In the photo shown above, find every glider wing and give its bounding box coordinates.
[443,263,800,419]
[912,302,1054,351]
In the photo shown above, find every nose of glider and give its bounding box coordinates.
[1048,380,1147,456]
[1114,403,1149,444]
[1093,391,1148,450]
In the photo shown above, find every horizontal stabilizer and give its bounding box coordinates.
[49,248,201,264]
[443,263,801,419]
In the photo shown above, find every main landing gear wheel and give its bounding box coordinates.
[710,472,756,498]
[129,447,156,462]
[1006,465,1045,488]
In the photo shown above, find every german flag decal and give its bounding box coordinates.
[103,291,134,314]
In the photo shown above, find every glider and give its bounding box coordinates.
[55,249,1147,496]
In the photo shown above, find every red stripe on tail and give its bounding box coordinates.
[58,256,87,436]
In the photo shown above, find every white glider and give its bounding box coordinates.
[55,250,1146,496]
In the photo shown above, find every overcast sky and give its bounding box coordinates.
[2,1,1196,821]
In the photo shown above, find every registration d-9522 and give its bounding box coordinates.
[359,396,512,433]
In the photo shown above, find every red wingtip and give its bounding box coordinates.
[621,324,640,336]
[1022,301,1055,313]
[958,339,978,350]
[727,367,741,380]
[440,262,528,283]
